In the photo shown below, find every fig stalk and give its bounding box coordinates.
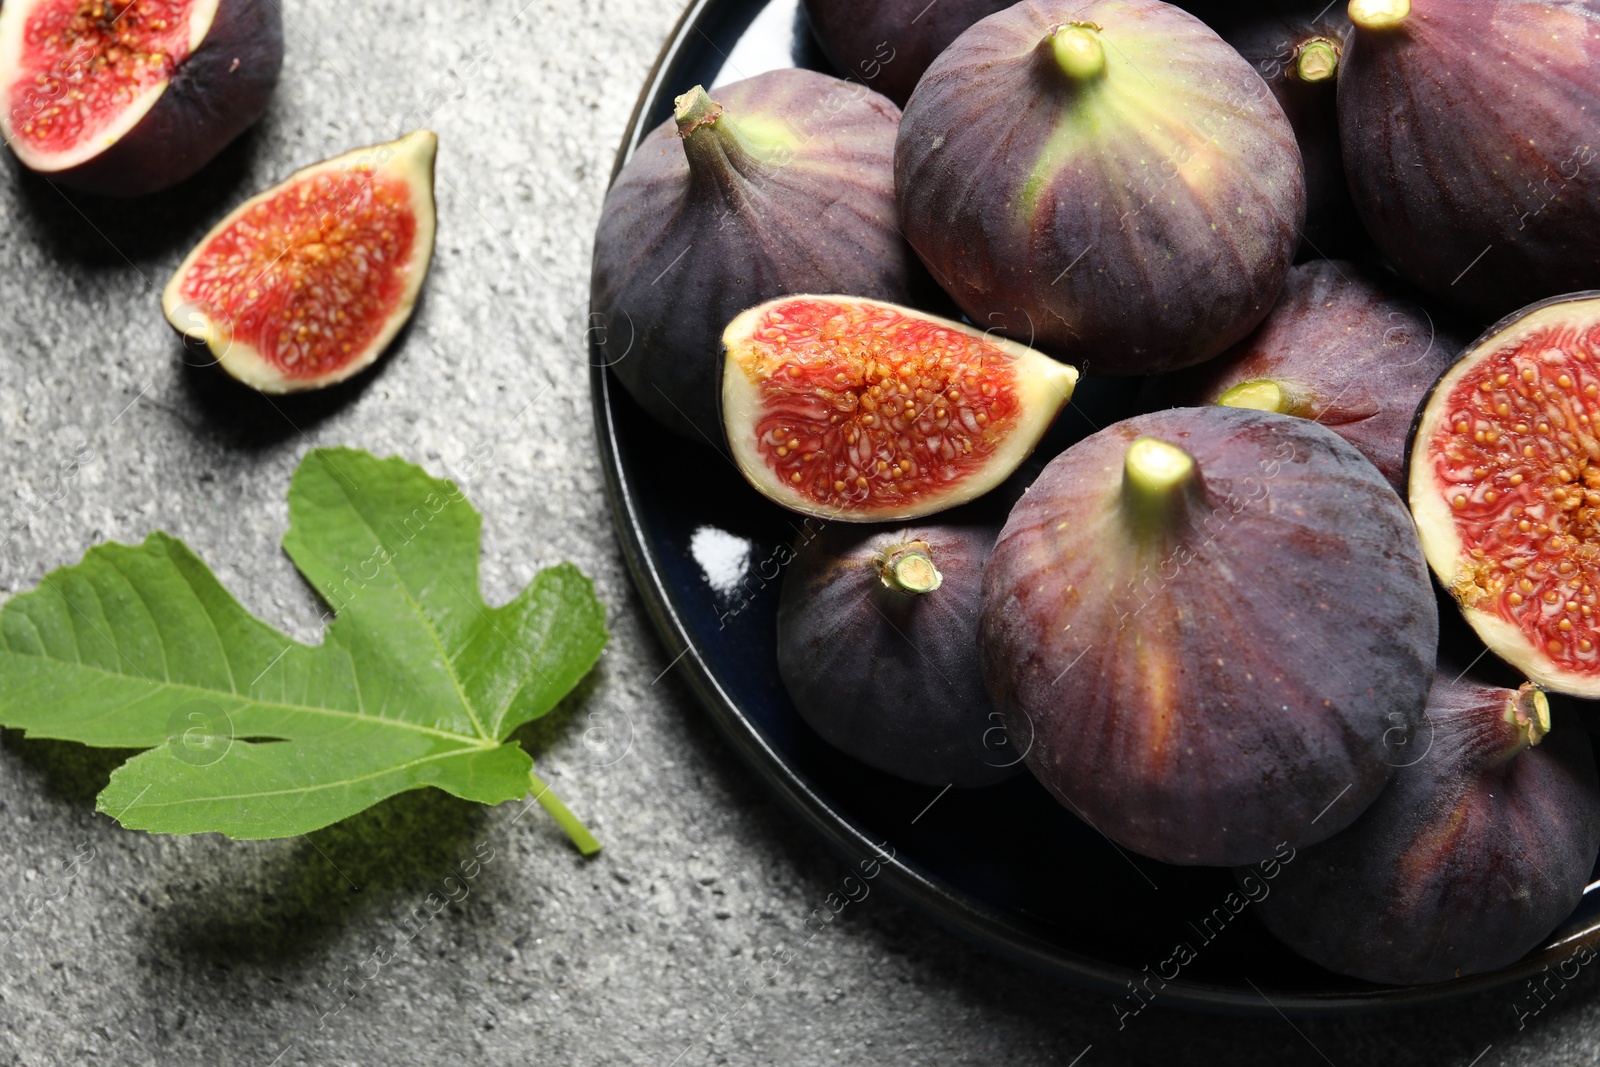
[1295,39,1341,83]
[1348,0,1410,31]
[874,541,945,595]
[1501,684,1551,753]
[1050,23,1107,82]
[674,85,791,200]
[1217,378,1295,415]
[674,85,724,136]
[1121,437,1197,539]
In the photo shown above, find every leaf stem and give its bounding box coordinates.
[528,769,602,856]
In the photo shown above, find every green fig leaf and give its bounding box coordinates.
[0,448,608,849]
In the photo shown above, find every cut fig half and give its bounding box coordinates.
[1410,292,1600,696]
[722,296,1078,522]
[0,0,283,195]
[161,130,439,393]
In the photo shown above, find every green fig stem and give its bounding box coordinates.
[674,85,723,137]
[1050,23,1107,82]
[874,540,944,595]
[1218,378,1294,415]
[674,84,797,201]
[1503,684,1551,750]
[1122,437,1198,539]
[1295,38,1341,83]
[528,769,601,856]
[1348,0,1410,31]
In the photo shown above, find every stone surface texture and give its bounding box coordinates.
[1,0,1598,1064]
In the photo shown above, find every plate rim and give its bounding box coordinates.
[586,0,1600,1016]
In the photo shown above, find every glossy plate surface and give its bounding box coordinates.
[588,0,1600,1014]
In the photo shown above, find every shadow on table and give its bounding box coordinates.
[7,123,269,271]
[172,308,410,452]
[2,669,602,972]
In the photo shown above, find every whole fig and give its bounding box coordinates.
[1215,3,1363,258]
[1141,260,1461,493]
[981,406,1438,865]
[1340,0,1600,320]
[1249,675,1600,985]
[801,0,1013,105]
[895,0,1305,375]
[591,69,917,441]
[778,521,1018,787]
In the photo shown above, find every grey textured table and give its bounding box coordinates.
[1,0,1598,1063]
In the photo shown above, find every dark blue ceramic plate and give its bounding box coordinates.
[589,0,1600,1014]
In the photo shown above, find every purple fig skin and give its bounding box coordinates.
[777,522,1019,788]
[0,0,283,197]
[800,0,1013,106]
[1339,0,1600,322]
[1247,676,1600,986]
[980,406,1438,865]
[1139,260,1462,493]
[591,69,917,442]
[1218,6,1364,259]
[894,0,1305,376]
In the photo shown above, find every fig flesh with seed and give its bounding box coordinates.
[1339,0,1600,320]
[162,131,438,393]
[777,521,1018,787]
[0,0,283,196]
[895,0,1305,375]
[1410,292,1600,697]
[1248,675,1600,986]
[722,295,1077,522]
[1142,260,1460,493]
[981,406,1438,865]
[592,69,917,442]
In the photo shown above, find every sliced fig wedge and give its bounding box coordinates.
[161,130,438,393]
[1410,292,1600,696]
[0,0,283,196]
[722,296,1077,522]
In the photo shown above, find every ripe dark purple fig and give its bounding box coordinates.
[981,406,1438,865]
[1248,675,1600,986]
[1339,0,1600,321]
[0,0,283,197]
[800,0,1012,105]
[895,0,1305,375]
[591,69,917,441]
[1214,3,1363,258]
[1141,260,1461,493]
[777,521,1019,787]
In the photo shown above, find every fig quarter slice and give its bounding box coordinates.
[161,130,438,393]
[722,295,1078,522]
[1410,292,1600,697]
